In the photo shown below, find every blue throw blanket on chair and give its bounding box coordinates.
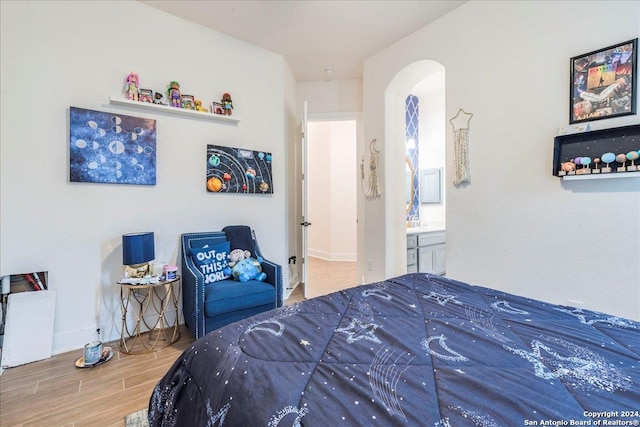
[222,225,255,253]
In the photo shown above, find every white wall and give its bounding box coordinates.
[284,61,300,296]
[0,1,290,353]
[307,121,357,261]
[329,121,358,261]
[308,123,332,256]
[363,1,640,320]
[297,79,362,115]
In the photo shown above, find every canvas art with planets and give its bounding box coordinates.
[206,144,273,194]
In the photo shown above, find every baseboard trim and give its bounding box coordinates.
[52,307,182,356]
[284,274,299,299]
[308,251,356,262]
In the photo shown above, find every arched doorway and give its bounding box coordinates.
[384,60,446,277]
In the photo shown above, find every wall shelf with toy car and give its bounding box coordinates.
[553,124,640,181]
[109,97,241,124]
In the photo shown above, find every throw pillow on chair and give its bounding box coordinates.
[189,242,231,284]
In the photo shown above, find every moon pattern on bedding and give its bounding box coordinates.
[490,300,530,315]
[422,334,469,362]
[244,304,301,337]
[361,282,392,300]
[148,273,640,427]
[267,405,308,427]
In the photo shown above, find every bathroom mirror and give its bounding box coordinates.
[405,157,415,213]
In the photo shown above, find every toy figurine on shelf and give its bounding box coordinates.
[168,81,182,108]
[615,153,627,172]
[626,150,639,172]
[577,156,591,174]
[139,88,153,103]
[182,94,195,110]
[211,102,224,115]
[153,91,167,105]
[601,152,615,173]
[125,72,139,101]
[195,99,208,112]
[221,93,233,115]
[559,160,575,176]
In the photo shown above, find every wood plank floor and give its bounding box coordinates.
[296,256,359,300]
[0,327,194,427]
[0,258,357,426]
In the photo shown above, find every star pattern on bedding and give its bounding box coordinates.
[556,307,640,329]
[422,282,462,306]
[148,273,640,426]
[424,290,461,306]
[504,336,632,392]
[205,401,229,427]
[335,318,382,344]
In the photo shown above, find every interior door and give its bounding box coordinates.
[301,101,310,298]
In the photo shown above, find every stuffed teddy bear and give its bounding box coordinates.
[224,256,267,282]
[228,249,251,268]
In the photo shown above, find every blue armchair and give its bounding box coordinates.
[181,226,283,339]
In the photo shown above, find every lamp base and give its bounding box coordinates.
[124,263,150,279]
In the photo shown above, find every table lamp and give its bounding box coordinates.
[122,232,155,278]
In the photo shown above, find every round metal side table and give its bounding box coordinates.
[118,276,181,354]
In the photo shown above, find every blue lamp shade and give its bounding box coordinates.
[122,232,155,266]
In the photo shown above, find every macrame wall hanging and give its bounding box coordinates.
[449,108,474,186]
[361,138,381,198]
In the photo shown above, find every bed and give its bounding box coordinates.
[148,273,640,426]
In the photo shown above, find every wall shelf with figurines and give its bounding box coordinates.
[553,124,640,180]
[109,97,240,124]
[112,72,240,124]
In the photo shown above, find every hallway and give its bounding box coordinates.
[286,256,358,304]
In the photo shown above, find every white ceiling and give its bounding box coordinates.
[139,0,466,82]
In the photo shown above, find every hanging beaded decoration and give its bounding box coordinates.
[363,139,381,198]
[449,109,474,186]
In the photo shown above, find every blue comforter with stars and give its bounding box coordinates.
[148,273,640,426]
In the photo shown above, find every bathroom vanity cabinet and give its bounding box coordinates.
[407,229,446,275]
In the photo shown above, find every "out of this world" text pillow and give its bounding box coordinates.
[190,242,231,284]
